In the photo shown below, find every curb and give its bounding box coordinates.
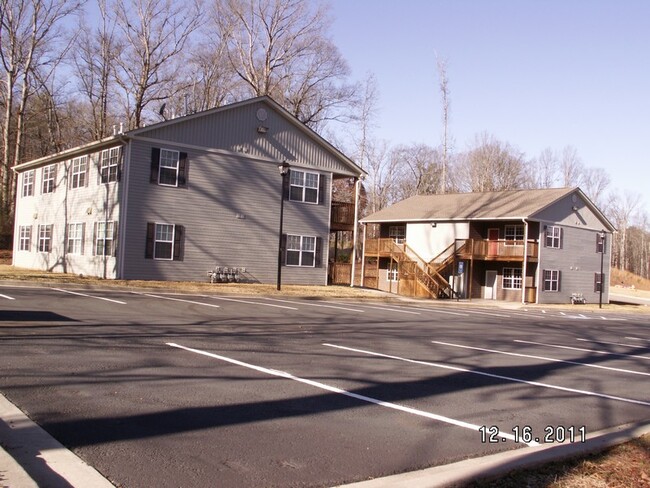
[0,393,114,488]
[338,421,650,487]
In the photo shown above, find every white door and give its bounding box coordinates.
[484,270,497,299]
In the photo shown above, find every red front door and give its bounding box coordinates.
[488,228,499,255]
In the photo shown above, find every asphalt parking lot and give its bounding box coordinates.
[1,284,649,487]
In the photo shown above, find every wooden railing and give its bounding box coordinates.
[457,239,539,260]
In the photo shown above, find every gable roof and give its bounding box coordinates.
[14,96,365,178]
[129,95,365,178]
[361,187,615,231]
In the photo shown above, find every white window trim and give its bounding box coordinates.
[389,226,406,244]
[42,165,56,194]
[95,221,115,256]
[285,234,316,267]
[289,169,319,204]
[502,267,522,290]
[38,224,52,253]
[19,225,31,251]
[387,264,399,282]
[504,224,524,245]
[22,170,35,197]
[545,225,562,249]
[154,223,175,260]
[67,223,84,255]
[71,156,87,189]
[100,147,120,183]
[543,269,560,292]
[158,149,180,187]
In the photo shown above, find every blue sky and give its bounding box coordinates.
[328,0,649,216]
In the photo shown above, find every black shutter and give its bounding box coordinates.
[557,270,561,292]
[559,228,563,249]
[80,223,85,255]
[150,148,160,183]
[145,222,155,259]
[178,152,188,187]
[318,174,325,204]
[117,147,123,182]
[52,165,57,193]
[315,237,322,267]
[280,234,287,265]
[173,225,185,261]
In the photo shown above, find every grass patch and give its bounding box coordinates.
[467,433,650,487]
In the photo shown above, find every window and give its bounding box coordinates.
[155,223,174,259]
[543,269,560,292]
[387,263,399,282]
[100,147,121,183]
[22,170,34,197]
[389,226,406,244]
[596,233,606,253]
[502,267,522,289]
[71,156,87,188]
[19,226,31,251]
[67,223,84,255]
[594,273,604,292]
[38,224,52,253]
[145,223,184,261]
[286,235,316,266]
[42,165,56,193]
[150,148,188,187]
[95,221,115,256]
[504,225,524,244]
[289,169,319,203]
[545,226,562,248]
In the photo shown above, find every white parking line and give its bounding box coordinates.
[167,342,531,446]
[515,339,650,361]
[0,293,15,300]
[626,337,650,343]
[462,309,512,318]
[431,340,650,376]
[54,288,127,305]
[576,339,650,350]
[397,306,469,316]
[348,304,421,315]
[201,295,298,310]
[141,293,220,308]
[324,343,650,408]
[262,297,364,312]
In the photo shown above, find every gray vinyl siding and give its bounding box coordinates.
[121,139,330,284]
[532,191,608,229]
[135,100,355,176]
[537,225,611,304]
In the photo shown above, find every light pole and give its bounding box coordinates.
[599,230,605,309]
[277,161,291,291]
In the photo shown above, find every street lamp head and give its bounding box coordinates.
[278,160,290,175]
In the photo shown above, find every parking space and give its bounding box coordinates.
[0,284,649,487]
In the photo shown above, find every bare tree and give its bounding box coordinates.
[581,166,611,209]
[527,147,559,189]
[113,0,202,128]
[607,190,642,271]
[212,0,356,128]
[456,133,526,192]
[73,0,119,139]
[0,0,82,242]
[390,143,442,200]
[560,145,584,187]
[436,54,450,193]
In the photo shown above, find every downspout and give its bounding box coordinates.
[350,176,361,287]
[522,218,528,304]
[117,135,131,280]
[360,223,367,287]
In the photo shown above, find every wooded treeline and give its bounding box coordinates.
[1,0,648,279]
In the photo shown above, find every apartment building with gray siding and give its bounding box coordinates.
[13,97,364,285]
[360,188,615,304]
